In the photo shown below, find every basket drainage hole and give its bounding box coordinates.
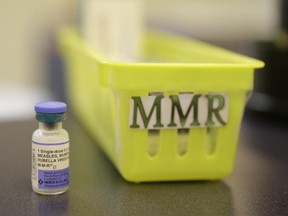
[148,129,160,157]
[178,129,189,156]
[206,128,217,155]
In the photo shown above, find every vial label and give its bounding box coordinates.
[32,141,69,190]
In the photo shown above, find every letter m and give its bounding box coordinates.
[168,94,201,128]
[130,95,164,129]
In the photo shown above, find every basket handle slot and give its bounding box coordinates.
[177,129,189,156]
[147,129,160,157]
[206,127,218,155]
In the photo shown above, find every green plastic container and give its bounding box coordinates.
[59,28,264,182]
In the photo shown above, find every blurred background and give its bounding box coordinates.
[0,0,282,121]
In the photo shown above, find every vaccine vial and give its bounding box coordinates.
[32,101,69,195]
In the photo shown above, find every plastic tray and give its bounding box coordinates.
[59,28,264,182]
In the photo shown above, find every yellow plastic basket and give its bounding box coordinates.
[59,28,264,182]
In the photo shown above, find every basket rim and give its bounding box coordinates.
[59,27,264,69]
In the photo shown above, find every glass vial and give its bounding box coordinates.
[32,101,69,195]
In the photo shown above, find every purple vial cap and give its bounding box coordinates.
[35,101,67,114]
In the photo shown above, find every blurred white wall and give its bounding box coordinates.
[0,0,74,88]
[146,0,280,41]
[0,0,75,121]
